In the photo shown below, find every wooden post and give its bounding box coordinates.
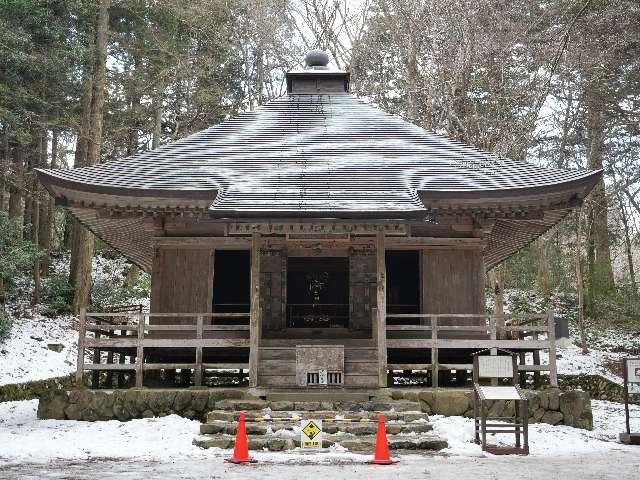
[548,309,558,387]
[431,315,438,388]
[76,308,87,387]
[249,232,261,387]
[91,319,101,388]
[195,314,204,387]
[489,316,498,386]
[135,313,145,388]
[117,327,126,387]
[376,229,387,387]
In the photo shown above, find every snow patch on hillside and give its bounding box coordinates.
[0,312,77,385]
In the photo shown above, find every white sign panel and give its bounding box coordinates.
[301,419,322,449]
[478,356,513,378]
[318,369,328,385]
[628,359,640,393]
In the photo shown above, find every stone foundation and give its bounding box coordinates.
[37,388,247,422]
[37,386,593,430]
[390,388,592,430]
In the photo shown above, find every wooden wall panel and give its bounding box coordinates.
[150,247,214,324]
[422,248,485,325]
[260,248,285,331]
[349,247,376,330]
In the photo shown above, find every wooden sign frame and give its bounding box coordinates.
[620,357,640,445]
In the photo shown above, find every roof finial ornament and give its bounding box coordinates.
[304,50,330,69]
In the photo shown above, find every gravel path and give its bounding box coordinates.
[1,451,637,480]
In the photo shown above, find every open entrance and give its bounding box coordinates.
[212,250,250,315]
[286,257,349,328]
[386,250,420,317]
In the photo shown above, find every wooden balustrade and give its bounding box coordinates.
[76,309,251,389]
[381,311,558,387]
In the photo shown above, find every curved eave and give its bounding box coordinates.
[418,170,602,210]
[36,168,217,209]
[208,208,430,220]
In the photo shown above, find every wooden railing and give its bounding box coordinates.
[77,309,251,389]
[376,310,558,388]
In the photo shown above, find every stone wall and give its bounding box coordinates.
[38,386,593,430]
[37,388,247,422]
[0,375,75,403]
[390,388,593,430]
[559,373,639,405]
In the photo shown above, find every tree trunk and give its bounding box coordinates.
[0,130,8,211]
[152,91,162,149]
[584,76,615,297]
[71,0,110,314]
[575,210,588,354]
[536,235,551,303]
[7,146,23,223]
[489,263,507,335]
[618,194,637,295]
[68,72,94,287]
[40,127,58,276]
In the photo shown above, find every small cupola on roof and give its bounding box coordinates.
[286,50,350,94]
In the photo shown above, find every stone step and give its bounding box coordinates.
[193,432,447,452]
[266,391,371,403]
[212,399,422,413]
[200,419,433,436]
[205,409,430,423]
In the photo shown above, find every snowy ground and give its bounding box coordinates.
[0,312,77,385]
[0,399,638,478]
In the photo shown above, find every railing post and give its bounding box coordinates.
[548,309,558,387]
[489,316,498,386]
[91,317,101,388]
[195,314,204,387]
[76,307,87,387]
[431,315,438,388]
[135,313,145,388]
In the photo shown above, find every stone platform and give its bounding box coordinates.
[37,387,593,430]
[193,398,447,452]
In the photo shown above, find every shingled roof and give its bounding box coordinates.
[37,57,600,271]
[38,93,599,217]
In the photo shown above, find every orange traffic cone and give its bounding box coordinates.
[226,411,256,464]
[370,413,396,465]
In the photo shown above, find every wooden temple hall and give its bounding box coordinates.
[37,51,601,391]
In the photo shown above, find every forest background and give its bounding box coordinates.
[0,0,638,348]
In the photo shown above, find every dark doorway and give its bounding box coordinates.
[386,250,420,315]
[286,257,349,328]
[212,250,250,314]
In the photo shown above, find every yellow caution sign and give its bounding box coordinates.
[301,419,322,448]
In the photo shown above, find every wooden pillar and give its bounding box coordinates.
[548,309,558,387]
[135,313,145,388]
[76,308,87,387]
[91,318,101,388]
[195,314,204,387]
[431,315,438,388]
[376,229,387,388]
[249,232,261,387]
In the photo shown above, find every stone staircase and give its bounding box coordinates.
[193,397,448,453]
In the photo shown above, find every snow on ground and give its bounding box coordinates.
[0,399,638,466]
[541,343,627,385]
[433,399,640,457]
[0,312,77,385]
[0,253,150,386]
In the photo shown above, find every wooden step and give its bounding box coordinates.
[205,409,430,424]
[266,391,372,402]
